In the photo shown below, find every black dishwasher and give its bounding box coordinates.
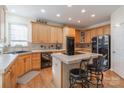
[41,52,52,68]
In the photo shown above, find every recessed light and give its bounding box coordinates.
[11,9,16,13]
[68,17,72,21]
[91,14,95,18]
[77,20,81,23]
[56,14,60,17]
[41,9,45,13]
[67,5,72,7]
[115,23,120,27]
[81,9,86,13]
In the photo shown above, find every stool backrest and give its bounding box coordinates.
[80,57,91,71]
[96,55,108,72]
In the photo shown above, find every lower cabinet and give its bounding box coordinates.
[31,53,41,70]
[3,52,41,88]
[3,62,17,88]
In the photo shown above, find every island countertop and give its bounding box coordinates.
[51,51,102,64]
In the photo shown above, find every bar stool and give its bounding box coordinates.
[87,55,109,88]
[69,58,91,88]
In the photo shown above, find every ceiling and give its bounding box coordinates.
[6,5,120,28]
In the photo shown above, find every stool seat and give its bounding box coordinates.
[70,68,88,78]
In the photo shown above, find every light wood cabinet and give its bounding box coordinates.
[32,22,63,43]
[3,69,11,88]
[96,27,104,36]
[3,53,41,88]
[82,25,110,43]
[103,25,110,35]
[84,31,91,43]
[3,62,17,88]
[75,30,80,43]
[32,22,39,43]
[90,29,96,39]
[31,53,41,70]
[50,26,63,43]
[38,24,49,43]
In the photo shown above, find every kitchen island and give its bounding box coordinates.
[51,51,102,88]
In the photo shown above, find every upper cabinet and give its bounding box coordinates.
[75,30,80,43]
[32,22,63,43]
[82,24,110,43]
[32,22,39,43]
[84,30,91,43]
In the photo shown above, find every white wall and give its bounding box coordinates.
[5,13,35,44]
[111,6,124,78]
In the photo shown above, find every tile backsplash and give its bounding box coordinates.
[3,43,63,53]
[75,43,91,48]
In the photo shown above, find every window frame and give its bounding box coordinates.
[8,23,29,47]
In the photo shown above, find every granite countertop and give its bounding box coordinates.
[0,49,65,74]
[51,51,102,64]
[0,54,18,73]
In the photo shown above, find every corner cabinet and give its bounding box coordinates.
[32,22,63,43]
[3,53,41,88]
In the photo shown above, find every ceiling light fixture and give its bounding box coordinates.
[67,5,72,7]
[81,9,86,13]
[56,14,60,17]
[68,17,72,21]
[91,14,95,18]
[41,9,45,13]
[77,20,81,23]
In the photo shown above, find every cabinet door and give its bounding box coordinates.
[96,27,104,36]
[38,24,48,43]
[103,25,110,35]
[85,31,91,43]
[90,29,96,39]
[3,70,11,88]
[18,58,25,76]
[50,27,58,43]
[25,55,31,73]
[32,53,41,70]
[11,63,17,88]
[57,27,63,43]
[75,30,80,43]
[32,23,39,43]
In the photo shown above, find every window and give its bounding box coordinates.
[9,24,28,46]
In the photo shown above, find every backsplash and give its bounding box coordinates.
[75,43,91,48]
[30,43,63,50]
[3,43,63,53]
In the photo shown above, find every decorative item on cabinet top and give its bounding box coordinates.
[36,19,47,24]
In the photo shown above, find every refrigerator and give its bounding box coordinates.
[92,35,111,69]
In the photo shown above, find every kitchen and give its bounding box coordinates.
[0,5,124,88]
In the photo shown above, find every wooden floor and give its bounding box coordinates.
[18,67,124,88]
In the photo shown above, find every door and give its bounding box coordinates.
[111,24,124,78]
